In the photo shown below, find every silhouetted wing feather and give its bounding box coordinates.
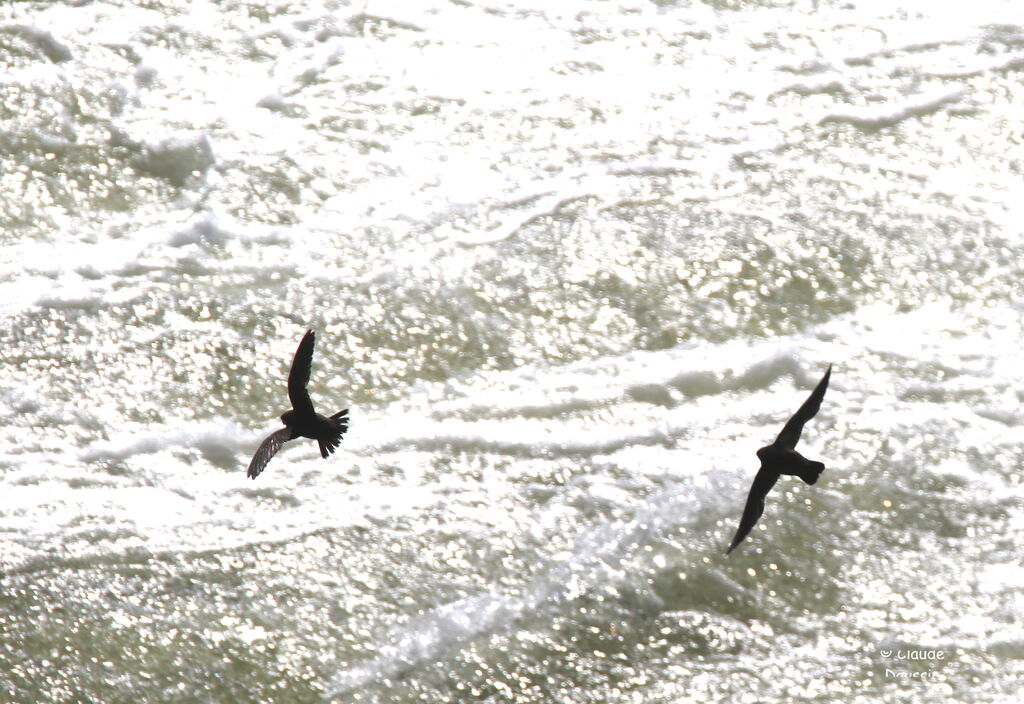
[773,365,831,450]
[726,466,780,554]
[246,428,294,479]
[287,329,316,415]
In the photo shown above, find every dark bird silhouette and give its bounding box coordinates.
[246,329,349,479]
[726,365,832,554]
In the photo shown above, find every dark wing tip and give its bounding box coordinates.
[726,522,750,555]
[814,362,832,387]
[726,517,754,554]
[811,364,832,405]
[817,364,832,393]
[287,330,318,413]
[294,330,316,361]
[772,364,831,450]
[726,467,776,555]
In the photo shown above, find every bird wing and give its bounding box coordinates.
[287,329,316,415]
[773,365,831,451]
[726,466,780,554]
[246,427,294,479]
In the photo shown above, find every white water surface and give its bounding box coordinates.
[1,0,1023,702]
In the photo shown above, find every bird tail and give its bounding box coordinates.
[797,460,824,485]
[317,409,350,459]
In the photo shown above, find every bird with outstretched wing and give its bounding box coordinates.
[246,330,349,479]
[726,365,832,554]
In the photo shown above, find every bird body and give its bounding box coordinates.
[280,408,349,459]
[754,444,824,486]
[246,330,349,479]
[726,365,831,554]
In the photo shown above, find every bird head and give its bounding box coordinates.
[755,445,774,464]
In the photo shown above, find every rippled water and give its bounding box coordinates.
[1,0,1023,702]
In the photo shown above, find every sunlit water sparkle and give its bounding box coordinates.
[1,0,1023,702]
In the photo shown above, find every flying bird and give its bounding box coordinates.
[726,365,832,554]
[246,329,349,479]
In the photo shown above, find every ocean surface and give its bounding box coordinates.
[1,0,1023,702]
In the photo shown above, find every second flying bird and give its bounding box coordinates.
[246,329,349,479]
[726,365,832,554]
